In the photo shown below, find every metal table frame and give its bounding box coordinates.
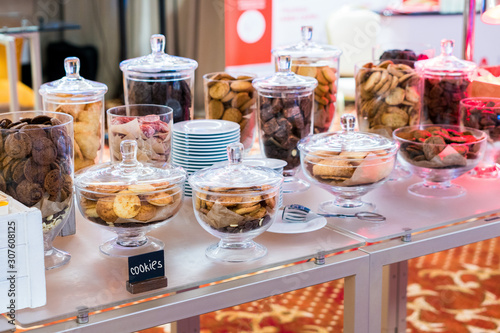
[14,250,370,333]
[363,214,500,333]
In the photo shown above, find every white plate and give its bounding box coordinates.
[266,216,327,234]
[173,140,239,148]
[173,131,240,140]
[172,145,230,153]
[173,119,240,135]
[172,150,227,159]
[172,155,228,162]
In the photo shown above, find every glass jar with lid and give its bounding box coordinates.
[415,39,477,125]
[298,114,398,215]
[74,140,186,257]
[188,143,283,263]
[252,54,317,194]
[120,34,198,123]
[39,57,107,171]
[272,26,342,134]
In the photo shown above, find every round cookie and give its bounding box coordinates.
[16,179,43,206]
[135,202,157,221]
[113,191,141,218]
[146,191,174,206]
[5,132,32,159]
[24,158,51,184]
[96,197,119,223]
[44,169,63,196]
[32,137,57,166]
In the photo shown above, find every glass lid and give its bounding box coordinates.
[272,26,342,59]
[75,140,186,193]
[39,57,108,102]
[415,39,476,76]
[119,34,198,77]
[188,143,283,194]
[298,114,398,155]
[252,55,318,93]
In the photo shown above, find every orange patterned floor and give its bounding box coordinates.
[136,238,500,333]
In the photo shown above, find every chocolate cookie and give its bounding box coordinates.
[16,179,43,206]
[44,169,63,196]
[32,137,57,165]
[4,132,32,159]
[24,157,51,184]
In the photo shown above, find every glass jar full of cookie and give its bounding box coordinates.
[272,26,342,134]
[203,72,257,152]
[120,34,198,123]
[415,39,477,125]
[253,55,317,193]
[39,57,107,171]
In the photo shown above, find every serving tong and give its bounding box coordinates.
[282,204,386,223]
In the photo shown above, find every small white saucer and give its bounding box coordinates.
[267,215,327,234]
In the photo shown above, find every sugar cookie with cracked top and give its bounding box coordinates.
[113,191,141,218]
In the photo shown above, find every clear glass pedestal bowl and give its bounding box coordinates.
[75,140,186,257]
[393,124,487,198]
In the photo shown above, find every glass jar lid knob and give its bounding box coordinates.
[301,26,313,43]
[118,140,142,176]
[151,34,166,55]
[441,39,454,57]
[340,114,356,134]
[64,57,81,80]
[277,55,292,73]
[227,142,244,165]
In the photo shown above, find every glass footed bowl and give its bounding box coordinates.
[393,124,487,198]
[75,140,186,257]
[300,149,397,214]
[191,185,280,262]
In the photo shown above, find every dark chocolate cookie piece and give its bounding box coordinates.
[32,137,57,166]
[4,132,32,159]
[44,169,63,196]
[24,157,51,184]
[16,179,43,206]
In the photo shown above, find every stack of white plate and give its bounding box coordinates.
[172,119,240,196]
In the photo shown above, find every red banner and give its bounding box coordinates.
[225,0,273,67]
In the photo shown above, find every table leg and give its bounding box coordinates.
[171,316,200,333]
[344,270,370,332]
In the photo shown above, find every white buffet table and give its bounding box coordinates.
[5,172,500,333]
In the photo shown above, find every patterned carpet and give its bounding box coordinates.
[197,238,500,333]
[139,238,500,332]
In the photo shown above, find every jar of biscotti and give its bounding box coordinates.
[39,57,107,171]
[272,26,341,134]
[252,55,317,193]
[415,39,477,125]
[120,34,198,123]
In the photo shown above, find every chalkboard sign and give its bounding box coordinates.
[128,250,165,284]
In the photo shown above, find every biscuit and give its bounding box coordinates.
[312,159,354,179]
[146,191,173,206]
[113,191,141,218]
[208,99,224,119]
[128,184,156,193]
[222,108,243,123]
[231,92,251,109]
[96,197,119,222]
[32,137,57,165]
[230,81,252,92]
[44,169,63,196]
[16,179,43,206]
[297,66,317,78]
[5,132,32,159]
[209,82,230,99]
[134,202,157,221]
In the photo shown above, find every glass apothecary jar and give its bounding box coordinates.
[188,143,283,262]
[253,55,317,193]
[415,39,477,125]
[272,26,342,134]
[120,34,198,123]
[39,57,107,171]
